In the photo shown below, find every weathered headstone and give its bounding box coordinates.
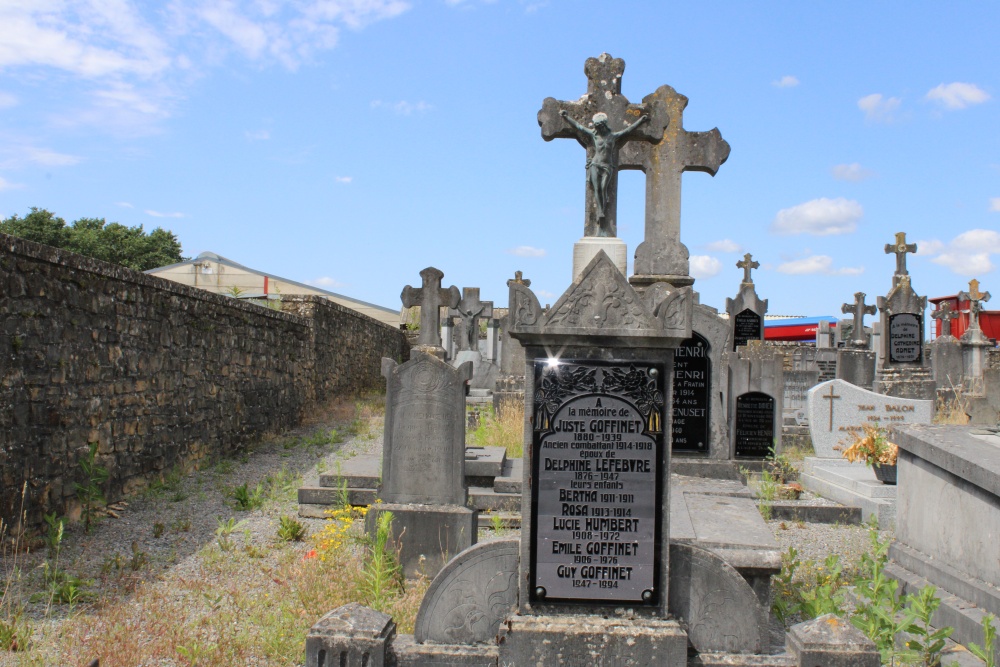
[450,287,493,353]
[672,333,711,453]
[875,233,936,400]
[401,267,461,358]
[838,292,877,389]
[726,253,766,350]
[783,369,820,426]
[729,341,784,458]
[806,379,933,458]
[494,272,532,410]
[931,301,964,394]
[959,278,993,393]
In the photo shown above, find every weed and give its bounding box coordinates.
[232,482,265,511]
[75,442,109,533]
[171,517,192,533]
[469,399,524,457]
[170,490,188,503]
[216,517,246,552]
[851,520,907,661]
[214,459,235,476]
[360,511,403,612]
[100,553,126,575]
[277,516,307,542]
[742,466,779,520]
[153,522,165,538]
[263,465,300,503]
[968,614,997,667]
[42,512,64,559]
[899,585,954,666]
[771,547,847,626]
[33,562,91,607]
[316,459,329,474]
[129,542,149,571]
[0,604,30,651]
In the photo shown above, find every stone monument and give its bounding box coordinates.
[401,267,461,359]
[449,287,497,391]
[838,292,877,389]
[959,279,993,393]
[494,271,531,410]
[931,301,964,396]
[726,253,767,350]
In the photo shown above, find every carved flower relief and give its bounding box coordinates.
[510,285,541,327]
[548,266,644,328]
[439,570,518,643]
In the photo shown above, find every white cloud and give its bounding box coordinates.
[308,276,346,289]
[772,75,799,88]
[0,92,17,109]
[690,255,722,279]
[914,239,944,256]
[536,289,556,300]
[705,239,741,253]
[990,198,1000,212]
[832,163,875,182]
[0,144,82,169]
[334,175,353,184]
[926,82,990,110]
[115,201,134,208]
[858,93,901,122]
[926,229,1000,275]
[771,197,863,236]
[371,99,433,115]
[145,209,185,218]
[245,129,270,140]
[776,255,864,276]
[0,176,25,191]
[506,245,546,258]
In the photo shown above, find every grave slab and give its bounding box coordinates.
[798,458,896,528]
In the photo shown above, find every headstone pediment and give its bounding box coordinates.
[877,276,926,316]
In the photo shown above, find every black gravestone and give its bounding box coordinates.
[888,313,923,363]
[530,360,665,606]
[734,392,774,458]
[733,309,762,350]
[672,334,710,453]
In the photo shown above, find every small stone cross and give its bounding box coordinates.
[538,53,667,238]
[509,270,531,287]
[931,301,959,338]
[450,287,493,353]
[401,267,461,351]
[823,385,841,432]
[841,292,877,349]
[622,84,730,282]
[885,231,917,284]
[737,253,759,285]
[958,279,991,331]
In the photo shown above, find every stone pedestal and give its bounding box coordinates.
[306,603,396,667]
[962,334,993,393]
[932,336,964,393]
[836,348,875,390]
[875,366,936,401]
[572,236,627,282]
[365,504,477,578]
[786,614,880,667]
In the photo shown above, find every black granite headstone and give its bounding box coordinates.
[733,309,762,350]
[672,334,710,453]
[530,360,665,606]
[734,392,775,458]
[888,313,922,363]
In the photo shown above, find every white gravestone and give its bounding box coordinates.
[806,379,933,458]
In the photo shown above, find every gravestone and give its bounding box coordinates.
[805,379,933,458]
[837,292,877,390]
[734,392,776,458]
[783,369,820,426]
[959,279,993,393]
[875,233,936,400]
[672,333,711,453]
[729,341,784,458]
[494,271,532,410]
[401,267,461,358]
[931,302,963,394]
[450,287,498,391]
[726,254,766,350]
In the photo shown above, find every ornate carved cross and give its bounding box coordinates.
[450,287,493,352]
[841,292,877,349]
[621,85,730,283]
[737,253,759,285]
[538,53,668,238]
[401,267,460,350]
[958,279,992,331]
[885,231,917,283]
[931,301,959,338]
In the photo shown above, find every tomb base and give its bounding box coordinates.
[366,503,477,579]
[875,366,936,400]
[836,348,875,390]
[499,614,688,666]
[572,236,627,282]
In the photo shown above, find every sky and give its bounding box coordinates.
[1,1,999,324]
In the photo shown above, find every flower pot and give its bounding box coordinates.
[872,463,897,485]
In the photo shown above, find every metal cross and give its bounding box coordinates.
[931,301,959,338]
[823,384,841,432]
[885,231,917,282]
[841,292,877,349]
[958,278,992,332]
[401,267,461,350]
[736,253,759,285]
[450,287,493,352]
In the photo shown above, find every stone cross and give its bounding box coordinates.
[509,270,531,287]
[538,53,668,238]
[622,84,731,284]
[401,267,461,351]
[958,279,991,331]
[737,253,759,285]
[841,292,877,349]
[931,302,959,338]
[450,287,493,353]
[822,384,841,431]
[885,232,917,285]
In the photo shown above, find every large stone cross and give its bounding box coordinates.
[841,292,877,349]
[401,267,461,351]
[737,253,759,285]
[450,287,493,353]
[538,53,668,238]
[958,279,992,331]
[622,84,730,285]
[885,232,917,284]
[931,301,959,338]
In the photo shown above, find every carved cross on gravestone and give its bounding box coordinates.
[841,292,877,349]
[509,270,531,287]
[958,279,992,332]
[538,53,668,238]
[401,267,461,352]
[885,232,917,285]
[822,384,841,432]
[622,85,731,284]
[737,253,759,285]
[932,301,959,338]
[450,287,493,353]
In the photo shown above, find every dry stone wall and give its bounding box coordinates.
[0,234,408,527]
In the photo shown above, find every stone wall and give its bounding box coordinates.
[0,234,408,527]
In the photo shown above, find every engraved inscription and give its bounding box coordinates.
[672,334,710,452]
[734,392,774,458]
[888,313,922,363]
[733,309,762,350]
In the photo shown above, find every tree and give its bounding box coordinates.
[0,208,185,271]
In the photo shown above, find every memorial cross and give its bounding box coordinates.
[822,385,841,431]
[509,270,531,287]
[885,232,917,284]
[401,267,461,350]
[737,253,759,285]
[621,85,731,282]
[450,287,494,352]
[958,279,992,331]
[841,292,877,349]
[931,302,959,338]
[538,53,667,238]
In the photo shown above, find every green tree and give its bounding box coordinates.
[0,208,184,271]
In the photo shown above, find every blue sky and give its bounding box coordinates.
[1,1,998,321]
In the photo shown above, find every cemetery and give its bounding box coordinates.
[1,49,1000,667]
